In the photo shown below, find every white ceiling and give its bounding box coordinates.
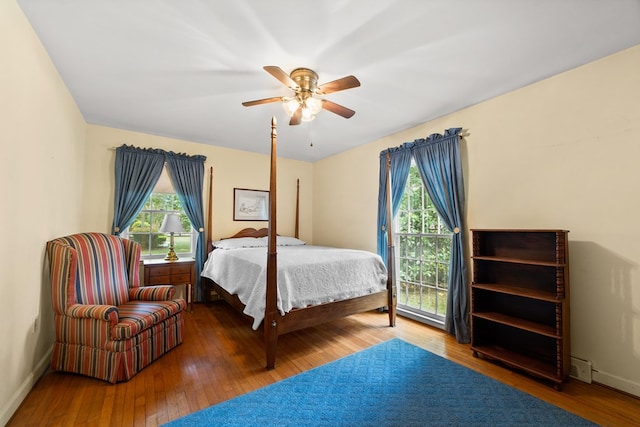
[17,0,640,162]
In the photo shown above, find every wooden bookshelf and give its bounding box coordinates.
[470,229,570,389]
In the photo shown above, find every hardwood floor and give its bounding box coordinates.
[8,302,640,426]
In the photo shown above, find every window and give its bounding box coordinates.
[395,163,452,328]
[122,168,196,259]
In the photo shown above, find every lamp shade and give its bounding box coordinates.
[159,213,183,233]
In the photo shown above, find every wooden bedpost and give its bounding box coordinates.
[207,166,214,254]
[295,178,299,239]
[265,117,279,369]
[385,152,397,327]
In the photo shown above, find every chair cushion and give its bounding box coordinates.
[113,299,186,340]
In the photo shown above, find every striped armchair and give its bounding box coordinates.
[46,232,186,383]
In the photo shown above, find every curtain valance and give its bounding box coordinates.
[117,144,207,162]
[379,127,463,157]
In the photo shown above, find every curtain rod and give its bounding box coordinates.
[108,130,470,152]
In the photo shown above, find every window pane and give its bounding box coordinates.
[410,188,422,211]
[130,233,151,254]
[422,286,436,313]
[424,193,433,210]
[399,235,409,257]
[131,212,151,233]
[170,195,183,211]
[174,213,189,233]
[149,194,163,211]
[151,193,181,211]
[151,233,168,255]
[406,236,419,259]
[437,237,451,262]
[437,263,449,289]
[400,190,409,210]
[421,261,436,286]
[399,258,410,282]
[406,282,421,310]
[398,281,409,305]
[408,212,421,234]
[421,236,436,260]
[405,259,420,283]
[422,187,429,211]
[437,289,448,316]
[150,212,164,233]
[174,234,191,253]
[398,214,409,233]
[426,210,439,233]
[142,197,153,210]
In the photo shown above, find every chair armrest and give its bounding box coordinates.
[66,304,119,322]
[129,285,176,301]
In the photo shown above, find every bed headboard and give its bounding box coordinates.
[205,165,299,254]
[226,227,268,239]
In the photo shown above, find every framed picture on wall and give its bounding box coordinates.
[233,188,269,221]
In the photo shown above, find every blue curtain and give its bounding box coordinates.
[112,146,166,235]
[376,145,412,267]
[165,152,207,302]
[411,128,469,343]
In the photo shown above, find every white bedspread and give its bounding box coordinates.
[201,245,388,329]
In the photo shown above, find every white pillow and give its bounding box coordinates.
[259,236,306,246]
[213,237,267,250]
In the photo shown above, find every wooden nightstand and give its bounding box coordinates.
[143,258,195,312]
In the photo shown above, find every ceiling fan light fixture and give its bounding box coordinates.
[301,107,315,122]
[283,97,300,116]
[305,97,322,115]
[283,95,322,121]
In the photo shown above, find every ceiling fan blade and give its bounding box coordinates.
[289,106,302,125]
[316,75,360,95]
[242,97,282,107]
[322,99,355,119]
[263,66,299,90]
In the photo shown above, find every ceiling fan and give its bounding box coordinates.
[242,66,360,125]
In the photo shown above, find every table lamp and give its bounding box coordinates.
[159,213,183,261]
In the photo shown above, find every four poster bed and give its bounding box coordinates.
[201,117,397,368]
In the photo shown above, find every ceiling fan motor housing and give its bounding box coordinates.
[290,68,318,94]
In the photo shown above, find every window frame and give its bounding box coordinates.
[120,167,197,259]
[122,201,197,260]
[394,162,452,329]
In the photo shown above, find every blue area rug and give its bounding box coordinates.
[164,339,595,426]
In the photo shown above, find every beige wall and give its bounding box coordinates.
[83,125,314,243]
[315,45,640,396]
[313,144,381,251]
[1,1,86,424]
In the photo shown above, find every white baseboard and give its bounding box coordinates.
[593,370,640,398]
[0,346,52,427]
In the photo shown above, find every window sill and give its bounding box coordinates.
[397,307,445,330]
